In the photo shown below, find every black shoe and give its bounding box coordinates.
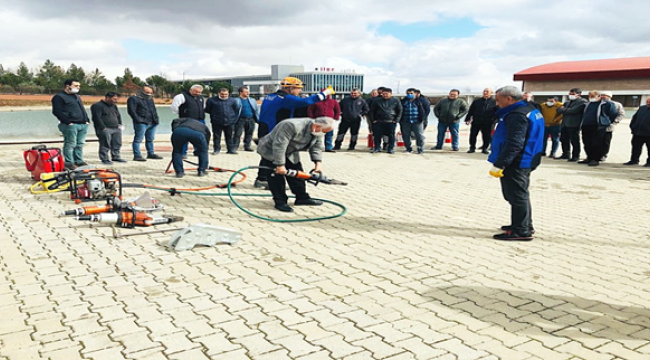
[332,146,341,151]
[624,161,639,165]
[404,149,413,153]
[588,160,599,166]
[64,164,78,171]
[431,147,442,150]
[388,149,395,154]
[294,198,323,206]
[568,158,579,162]
[577,159,590,164]
[501,225,535,235]
[274,203,294,212]
[452,148,459,152]
[198,171,208,177]
[76,161,88,166]
[101,160,113,165]
[556,155,570,160]
[133,156,146,162]
[211,151,220,155]
[112,158,127,163]
[493,231,533,242]
[325,149,336,153]
[147,154,163,160]
[244,147,254,152]
[175,172,184,178]
[371,149,381,153]
[227,151,238,154]
[467,149,476,153]
[254,180,269,189]
[482,149,490,154]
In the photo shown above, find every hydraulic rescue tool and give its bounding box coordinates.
[75,211,183,228]
[282,169,348,186]
[61,192,163,216]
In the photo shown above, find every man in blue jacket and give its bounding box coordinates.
[254,77,333,188]
[488,86,544,241]
[400,88,426,154]
[233,86,259,152]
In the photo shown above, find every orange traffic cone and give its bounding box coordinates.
[444,129,451,143]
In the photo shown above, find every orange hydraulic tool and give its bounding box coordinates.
[75,211,183,228]
[283,169,347,186]
[61,192,163,216]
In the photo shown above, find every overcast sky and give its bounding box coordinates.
[1,0,649,93]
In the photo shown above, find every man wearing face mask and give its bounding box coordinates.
[539,96,563,158]
[127,85,163,161]
[556,88,588,161]
[52,79,90,170]
[171,84,206,157]
[400,88,426,154]
[257,117,334,212]
[205,88,241,155]
[91,92,126,165]
[579,91,618,166]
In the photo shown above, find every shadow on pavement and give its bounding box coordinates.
[423,285,650,342]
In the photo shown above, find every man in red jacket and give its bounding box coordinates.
[308,90,341,152]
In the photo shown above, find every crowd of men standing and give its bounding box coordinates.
[51,78,650,173]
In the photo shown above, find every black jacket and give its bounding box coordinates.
[369,97,403,123]
[205,96,240,126]
[467,97,497,125]
[339,96,369,122]
[51,92,89,125]
[556,97,588,128]
[417,95,431,125]
[127,92,159,125]
[630,105,650,136]
[172,118,211,141]
[90,100,122,131]
[525,100,542,112]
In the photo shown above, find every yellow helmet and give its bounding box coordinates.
[281,77,303,88]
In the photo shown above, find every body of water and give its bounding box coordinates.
[0,105,637,142]
[0,107,177,141]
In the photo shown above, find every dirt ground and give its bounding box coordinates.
[0,94,172,107]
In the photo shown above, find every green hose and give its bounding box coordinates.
[141,166,347,223]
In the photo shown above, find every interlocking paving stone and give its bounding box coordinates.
[0,122,649,359]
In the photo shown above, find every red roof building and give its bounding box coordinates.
[514,57,650,107]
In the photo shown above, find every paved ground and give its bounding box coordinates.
[1,122,649,360]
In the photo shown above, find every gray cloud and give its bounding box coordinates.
[1,0,650,93]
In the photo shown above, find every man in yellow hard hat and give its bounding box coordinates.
[254,77,334,188]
